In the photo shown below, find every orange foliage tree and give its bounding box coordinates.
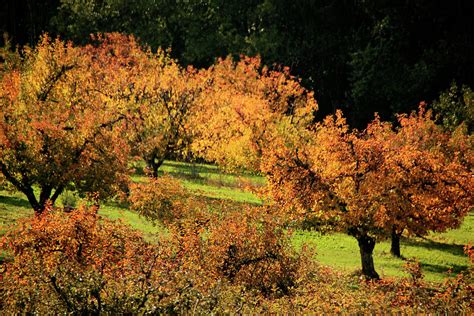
[191,56,317,172]
[379,107,473,257]
[262,108,473,279]
[130,53,200,177]
[0,34,140,214]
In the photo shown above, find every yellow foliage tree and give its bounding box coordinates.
[130,53,200,177]
[191,56,317,172]
[0,34,140,214]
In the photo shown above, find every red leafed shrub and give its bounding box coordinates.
[128,175,190,223]
[171,206,307,297]
[433,244,474,311]
[0,206,178,314]
[1,204,472,314]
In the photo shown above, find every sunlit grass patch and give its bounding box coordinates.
[132,160,264,204]
[292,215,473,282]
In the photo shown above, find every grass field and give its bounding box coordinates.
[1,160,472,282]
[292,218,472,282]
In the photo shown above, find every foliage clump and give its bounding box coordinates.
[191,56,317,172]
[433,82,474,132]
[0,206,177,314]
[128,175,189,223]
[171,206,306,297]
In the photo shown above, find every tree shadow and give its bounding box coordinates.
[160,163,242,188]
[189,194,260,209]
[402,237,466,257]
[161,169,206,181]
[103,199,130,210]
[163,160,261,178]
[133,160,263,188]
[163,160,222,175]
[420,261,468,276]
[0,195,30,209]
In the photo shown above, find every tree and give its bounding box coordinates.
[381,107,473,257]
[262,108,473,278]
[0,0,60,47]
[348,1,474,127]
[50,0,259,67]
[130,53,200,177]
[262,111,387,279]
[0,34,22,77]
[51,0,172,49]
[0,34,138,214]
[191,56,317,172]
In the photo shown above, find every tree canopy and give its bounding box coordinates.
[0,34,138,214]
[262,107,473,278]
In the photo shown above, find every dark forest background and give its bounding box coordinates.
[1,0,473,128]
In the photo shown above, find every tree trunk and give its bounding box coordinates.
[21,186,44,216]
[146,158,164,178]
[357,234,380,280]
[390,226,402,258]
[0,163,44,215]
[27,194,44,216]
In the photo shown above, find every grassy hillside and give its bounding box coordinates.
[1,160,471,282]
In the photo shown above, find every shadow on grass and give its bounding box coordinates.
[163,160,262,178]
[402,237,466,257]
[134,160,264,187]
[130,160,215,176]
[186,194,259,211]
[0,195,30,209]
[420,261,468,275]
[102,199,131,210]
[160,165,245,189]
[161,170,206,181]
[132,165,147,176]
[163,160,222,175]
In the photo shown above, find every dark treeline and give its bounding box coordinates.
[1,0,473,127]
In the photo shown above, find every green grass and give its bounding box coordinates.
[99,201,165,239]
[293,215,473,282]
[0,190,33,235]
[178,178,262,204]
[1,160,472,283]
[0,189,163,240]
[132,160,264,204]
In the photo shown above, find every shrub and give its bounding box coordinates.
[2,202,471,314]
[172,206,306,297]
[128,175,189,223]
[0,206,178,314]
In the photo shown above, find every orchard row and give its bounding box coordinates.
[0,34,472,281]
